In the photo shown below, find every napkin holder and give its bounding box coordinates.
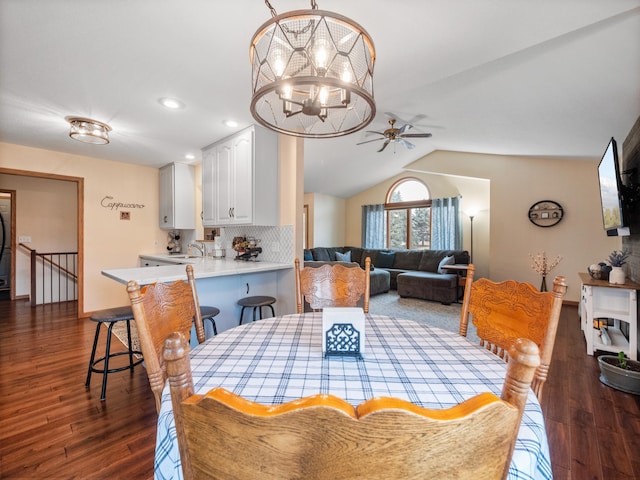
[322,307,365,358]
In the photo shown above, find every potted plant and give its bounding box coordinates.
[598,351,640,395]
[607,250,630,285]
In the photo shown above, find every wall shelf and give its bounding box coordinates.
[528,200,563,227]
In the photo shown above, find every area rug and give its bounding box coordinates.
[107,321,143,359]
[369,290,480,344]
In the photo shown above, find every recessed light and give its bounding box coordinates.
[158,97,185,110]
[185,154,195,160]
[224,120,238,128]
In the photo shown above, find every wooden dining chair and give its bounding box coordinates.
[459,264,567,401]
[294,257,371,313]
[163,330,540,480]
[127,264,205,413]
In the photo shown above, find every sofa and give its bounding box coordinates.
[303,246,470,304]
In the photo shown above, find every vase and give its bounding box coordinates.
[609,266,626,285]
[539,276,547,292]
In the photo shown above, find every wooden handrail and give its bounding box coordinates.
[20,243,78,280]
[19,243,78,306]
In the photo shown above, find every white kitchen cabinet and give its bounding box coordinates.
[202,125,278,226]
[579,272,639,360]
[159,163,195,230]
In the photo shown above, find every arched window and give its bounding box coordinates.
[385,178,431,249]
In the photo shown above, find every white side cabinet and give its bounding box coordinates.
[579,272,639,360]
[202,125,278,226]
[159,163,195,230]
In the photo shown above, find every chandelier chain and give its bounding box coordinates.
[264,0,278,17]
[264,0,319,17]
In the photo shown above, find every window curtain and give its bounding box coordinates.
[361,204,385,248]
[431,196,462,250]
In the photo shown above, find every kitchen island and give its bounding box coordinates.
[102,255,294,335]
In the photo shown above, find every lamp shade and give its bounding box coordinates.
[66,117,111,145]
[250,8,376,138]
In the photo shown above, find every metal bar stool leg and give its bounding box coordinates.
[100,322,115,401]
[125,319,135,373]
[85,322,102,388]
[267,304,275,318]
[239,306,247,325]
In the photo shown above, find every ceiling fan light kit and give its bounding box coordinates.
[249,0,376,138]
[65,117,112,145]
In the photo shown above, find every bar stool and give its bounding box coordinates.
[85,306,143,401]
[238,296,276,325]
[200,306,220,337]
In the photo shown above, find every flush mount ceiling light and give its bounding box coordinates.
[65,117,112,145]
[250,0,376,138]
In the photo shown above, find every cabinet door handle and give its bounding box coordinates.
[246,283,249,294]
[163,215,168,223]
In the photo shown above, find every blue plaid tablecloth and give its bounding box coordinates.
[155,313,552,480]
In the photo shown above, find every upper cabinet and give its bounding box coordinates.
[202,125,278,227]
[159,163,195,230]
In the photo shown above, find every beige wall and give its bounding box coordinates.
[345,150,622,303]
[303,192,346,248]
[0,142,168,314]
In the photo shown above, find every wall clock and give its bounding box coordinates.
[528,200,563,227]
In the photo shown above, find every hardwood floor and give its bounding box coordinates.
[1,298,639,479]
[0,299,156,479]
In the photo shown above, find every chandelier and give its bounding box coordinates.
[66,117,112,145]
[250,0,376,138]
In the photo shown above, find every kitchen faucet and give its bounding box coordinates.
[187,242,205,257]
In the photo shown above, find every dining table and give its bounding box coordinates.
[154,313,552,480]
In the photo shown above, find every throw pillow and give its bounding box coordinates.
[437,255,455,274]
[303,250,313,261]
[335,250,352,262]
[375,251,396,269]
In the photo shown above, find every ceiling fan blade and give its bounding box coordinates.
[377,139,391,152]
[398,139,415,150]
[404,113,427,126]
[356,137,385,146]
[400,133,433,138]
[397,123,412,135]
[384,112,427,127]
[364,130,386,137]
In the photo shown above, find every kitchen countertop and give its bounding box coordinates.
[102,255,292,285]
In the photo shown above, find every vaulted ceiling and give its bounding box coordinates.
[1,1,639,197]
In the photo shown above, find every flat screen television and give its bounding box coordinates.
[597,137,629,235]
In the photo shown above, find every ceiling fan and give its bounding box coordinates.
[357,117,432,152]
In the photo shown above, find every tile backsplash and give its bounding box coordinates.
[217,225,294,264]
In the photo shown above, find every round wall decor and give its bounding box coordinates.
[528,200,563,227]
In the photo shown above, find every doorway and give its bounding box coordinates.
[0,169,83,311]
[0,191,13,300]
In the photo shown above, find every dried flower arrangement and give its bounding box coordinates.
[608,250,630,268]
[529,251,563,276]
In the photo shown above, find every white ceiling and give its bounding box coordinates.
[1,1,639,198]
